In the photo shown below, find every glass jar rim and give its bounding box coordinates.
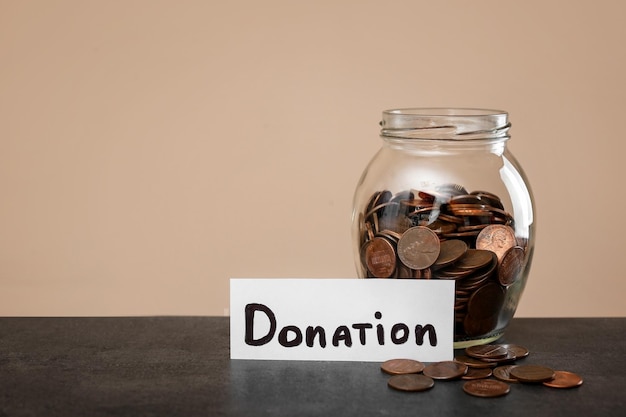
[380,107,510,140]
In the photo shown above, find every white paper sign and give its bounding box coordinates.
[230,278,454,362]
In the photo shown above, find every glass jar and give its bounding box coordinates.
[351,108,535,348]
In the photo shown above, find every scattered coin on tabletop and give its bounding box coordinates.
[381,358,425,375]
[462,367,493,380]
[422,361,468,380]
[454,354,497,369]
[509,365,556,383]
[465,344,509,360]
[387,374,435,392]
[542,371,584,389]
[463,379,511,398]
[492,365,520,383]
[380,342,584,398]
[497,343,529,359]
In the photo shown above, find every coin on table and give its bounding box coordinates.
[463,379,510,398]
[465,344,509,360]
[422,361,468,380]
[542,371,584,388]
[498,246,525,286]
[498,343,529,359]
[387,374,435,392]
[493,365,520,383]
[462,367,493,380]
[476,224,516,261]
[454,354,497,369]
[365,237,396,278]
[397,226,441,270]
[381,358,425,375]
[510,365,555,383]
[475,350,517,364]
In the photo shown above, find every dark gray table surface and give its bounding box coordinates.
[0,316,624,417]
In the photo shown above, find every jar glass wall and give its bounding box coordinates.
[351,108,535,348]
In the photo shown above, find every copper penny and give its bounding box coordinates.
[455,249,494,270]
[365,237,396,278]
[476,224,517,261]
[498,343,529,359]
[454,354,497,369]
[379,213,413,234]
[449,194,484,205]
[397,226,441,270]
[381,358,425,375]
[475,351,517,364]
[387,374,435,392]
[463,379,510,398]
[433,239,468,269]
[493,365,520,383]
[463,312,499,337]
[510,365,555,383]
[465,344,509,360]
[498,246,525,286]
[542,370,584,388]
[426,219,457,235]
[467,282,505,320]
[422,361,468,380]
[462,367,493,380]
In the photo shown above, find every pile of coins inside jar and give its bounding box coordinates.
[381,343,583,397]
[357,184,529,338]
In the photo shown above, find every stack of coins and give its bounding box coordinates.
[382,343,583,397]
[358,184,529,339]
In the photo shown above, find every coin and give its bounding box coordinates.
[426,219,457,235]
[422,361,468,380]
[433,239,468,270]
[467,282,505,321]
[454,354,497,369]
[463,312,499,337]
[493,365,520,383]
[498,246,525,286]
[454,249,494,270]
[463,379,510,398]
[475,350,517,364]
[449,194,484,205]
[381,358,426,375]
[461,367,493,380]
[397,226,441,270]
[387,374,435,392]
[542,370,584,388]
[365,237,396,278]
[498,343,529,359]
[509,365,555,383]
[465,344,509,360]
[476,224,517,261]
[379,213,413,234]
[471,191,505,210]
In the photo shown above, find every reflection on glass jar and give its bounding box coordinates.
[351,108,535,348]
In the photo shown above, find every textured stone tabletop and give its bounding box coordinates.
[1,316,624,416]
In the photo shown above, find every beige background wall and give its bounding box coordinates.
[1,1,624,317]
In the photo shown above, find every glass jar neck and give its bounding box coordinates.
[380,108,510,140]
[379,108,510,154]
